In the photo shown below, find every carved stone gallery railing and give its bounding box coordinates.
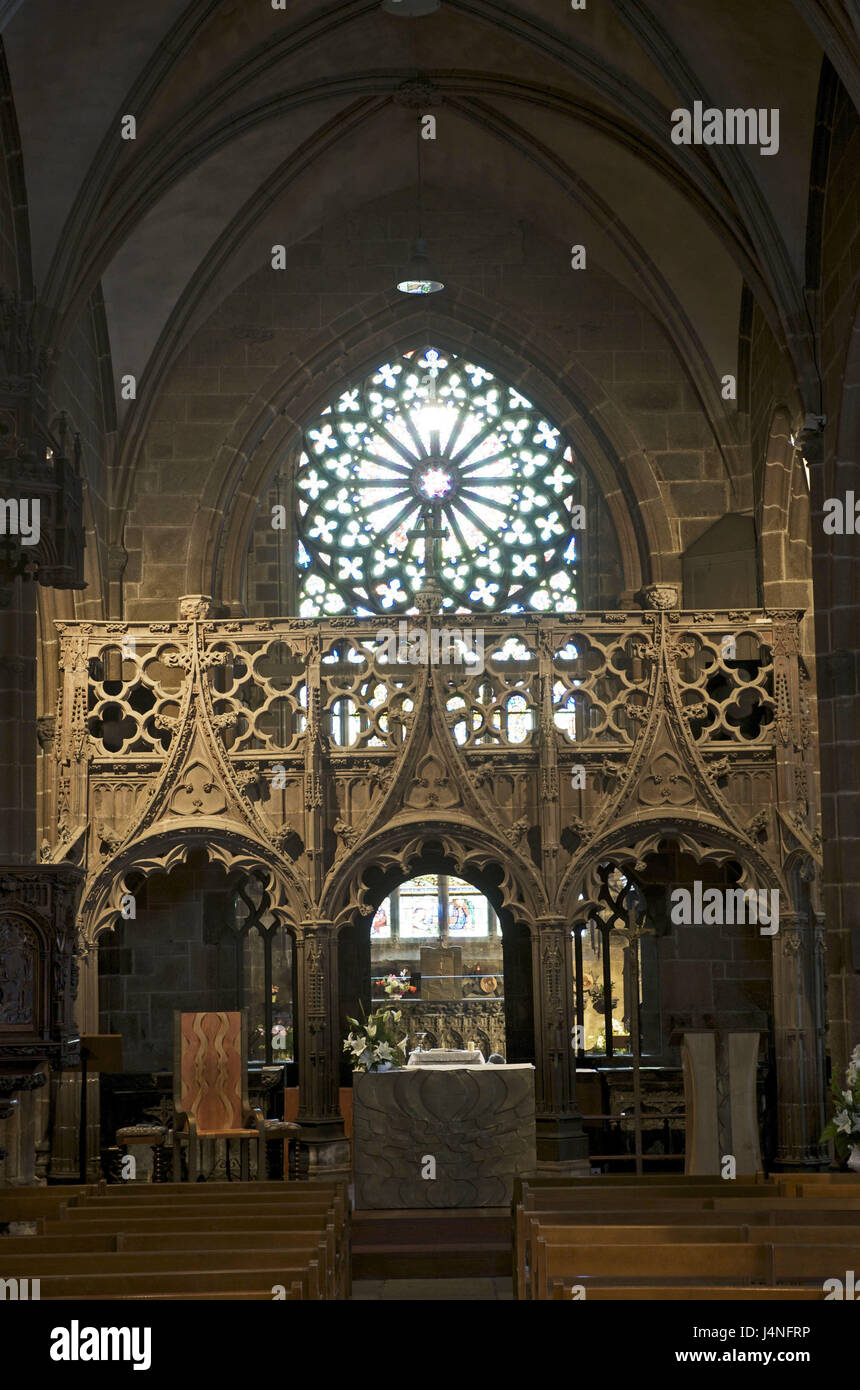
[45,591,823,1165]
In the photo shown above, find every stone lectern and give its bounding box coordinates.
[353,1061,535,1208]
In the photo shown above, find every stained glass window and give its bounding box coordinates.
[374,874,500,940]
[295,346,580,616]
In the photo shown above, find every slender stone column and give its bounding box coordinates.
[771,911,828,1167]
[806,412,860,1083]
[532,917,589,1168]
[0,574,37,861]
[294,921,344,1140]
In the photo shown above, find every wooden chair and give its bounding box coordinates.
[172,1010,296,1181]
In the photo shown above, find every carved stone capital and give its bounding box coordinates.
[178,594,214,620]
[638,583,679,611]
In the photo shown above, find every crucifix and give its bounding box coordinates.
[410,502,447,609]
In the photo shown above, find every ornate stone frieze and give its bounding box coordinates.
[48,609,816,946]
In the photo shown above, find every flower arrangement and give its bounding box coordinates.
[344,1003,409,1072]
[821,1044,860,1162]
[592,1017,628,1052]
[374,970,417,999]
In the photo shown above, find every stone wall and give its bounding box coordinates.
[122,189,736,620]
[811,80,860,1075]
[97,858,239,1074]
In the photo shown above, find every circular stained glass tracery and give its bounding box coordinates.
[295,346,580,617]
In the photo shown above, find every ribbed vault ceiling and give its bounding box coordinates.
[2,0,852,436]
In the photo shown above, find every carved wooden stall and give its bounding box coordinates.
[0,867,83,1182]
[45,587,824,1174]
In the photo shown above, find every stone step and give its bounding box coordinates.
[352,1207,512,1278]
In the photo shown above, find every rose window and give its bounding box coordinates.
[295,346,580,616]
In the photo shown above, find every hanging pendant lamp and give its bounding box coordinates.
[397,237,444,295]
[396,117,444,294]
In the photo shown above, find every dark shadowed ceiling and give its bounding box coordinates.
[2,0,855,434]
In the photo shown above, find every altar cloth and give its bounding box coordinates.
[352,1063,535,1208]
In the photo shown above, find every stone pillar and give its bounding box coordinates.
[294,921,347,1171]
[806,414,860,1082]
[0,575,37,862]
[532,918,589,1169]
[771,911,828,1167]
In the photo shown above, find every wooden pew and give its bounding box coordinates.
[36,1265,321,1299]
[0,1247,333,1300]
[0,1186,100,1224]
[61,1288,306,1301]
[516,1215,747,1299]
[515,1206,860,1299]
[0,1233,117,1254]
[534,1239,773,1298]
[550,1283,824,1300]
[530,1229,860,1299]
[116,1228,347,1298]
[19,1179,351,1300]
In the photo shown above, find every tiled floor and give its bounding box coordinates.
[351,1276,513,1300]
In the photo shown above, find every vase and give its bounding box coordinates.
[370,1060,394,1073]
[848,1144,860,1173]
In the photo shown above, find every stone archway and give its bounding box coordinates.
[75,825,304,1042]
[321,821,588,1168]
[336,846,532,1074]
[565,825,827,1168]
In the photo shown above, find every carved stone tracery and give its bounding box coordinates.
[48,602,820,1161]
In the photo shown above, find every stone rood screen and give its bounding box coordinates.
[51,603,816,924]
[49,599,821,1167]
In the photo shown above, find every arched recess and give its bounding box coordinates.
[562,823,826,1166]
[323,819,545,937]
[336,845,530,1073]
[190,298,675,613]
[74,822,307,1040]
[79,826,306,947]
[561,816,789,921]
[323,817,550,1112]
